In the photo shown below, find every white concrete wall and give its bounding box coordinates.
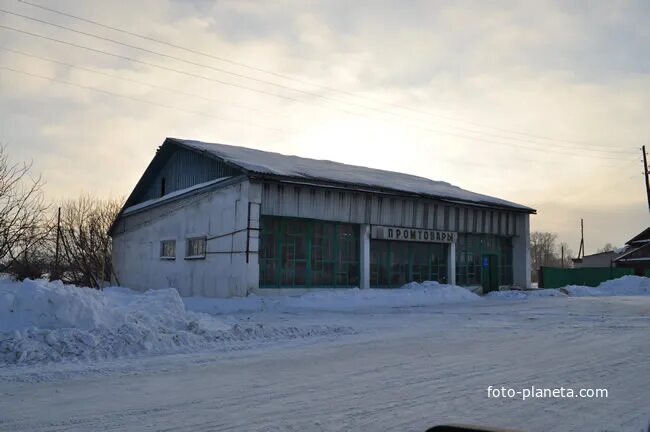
[573,252,616,268]
[111,179,261,297]
[512,213,532,289]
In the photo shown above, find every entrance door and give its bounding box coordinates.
[481,254,499,293]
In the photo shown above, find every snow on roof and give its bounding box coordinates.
[169,138,534,212]
[123,177,232,215]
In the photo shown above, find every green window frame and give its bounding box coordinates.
[370,240,448,288]
[455,233,514,286]
[259,216,360,288]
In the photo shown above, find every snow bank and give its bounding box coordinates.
[0,280,189,332]
[0,280,353,365]
[486,289,567,299]
[184,281,480,315]
[284,281,480,311]
[562,275,650,297]
[485,276,650,299]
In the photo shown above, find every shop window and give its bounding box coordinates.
[370,240,448,288]
[455,233,514,287]
[259,216,359,288]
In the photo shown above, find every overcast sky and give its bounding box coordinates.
[0,0,648,254]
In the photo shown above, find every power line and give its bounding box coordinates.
[0,61,637,166]
[14,0,630,151]
[3,46,639,165]
[0,45,281,119]
[0,27,633,161]
[0,27,636,162]
[0,30,636,159]
[0,8,414,115]
[0,23,363,116]
[0,65,288,132]
[1,7,635,156]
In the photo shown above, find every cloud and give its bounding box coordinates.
[0,0,648,252]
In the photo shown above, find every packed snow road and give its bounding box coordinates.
[1,295,649,432]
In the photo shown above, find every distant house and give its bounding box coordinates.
[572,251,617,268]
[614,227,650,276]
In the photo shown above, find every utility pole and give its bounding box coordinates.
[561,244,565,269]
[577,218,584,260]
[641,146,650,211]
[53,206,61,280]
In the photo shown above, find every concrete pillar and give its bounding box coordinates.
[512,213,531,289]
[448,241,457,285]
[360,224,370,289]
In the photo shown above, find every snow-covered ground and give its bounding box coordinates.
[1,277,650,431]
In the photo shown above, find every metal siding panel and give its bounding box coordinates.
[444,206,450,230]
[469,208,476,233]
[481,211,485,233]
[277,184,285,215]
[451,207,458,231]
[490,211,497,234]
[260,182,522,236]
[459,207,466,233]
[436,205,444,230]
[341,191,351,222]
[349,193,365,223]
[137,148,241,203]
[370,196,381,225]
[364,194,372,223]
[295,186,305,217]
[462,207,470,232]
[401,200,408,227]
[514,213,519,236]
[413,201,421,228]
[422,203,429,229]
[287,185,297,216]
[431,205,437,229]
[381,196,389,225]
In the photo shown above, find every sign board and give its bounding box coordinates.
[371,225,456,243]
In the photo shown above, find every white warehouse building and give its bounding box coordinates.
[109,138,535,297]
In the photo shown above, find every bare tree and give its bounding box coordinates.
[530,231,558,279]
[58,195,123,288]
[0,144,50,277]
[597,243,616,253]
[6,223,55,280]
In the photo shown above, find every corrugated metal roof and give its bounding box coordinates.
[169,137,535,212]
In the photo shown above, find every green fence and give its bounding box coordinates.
[540,266,634,289]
